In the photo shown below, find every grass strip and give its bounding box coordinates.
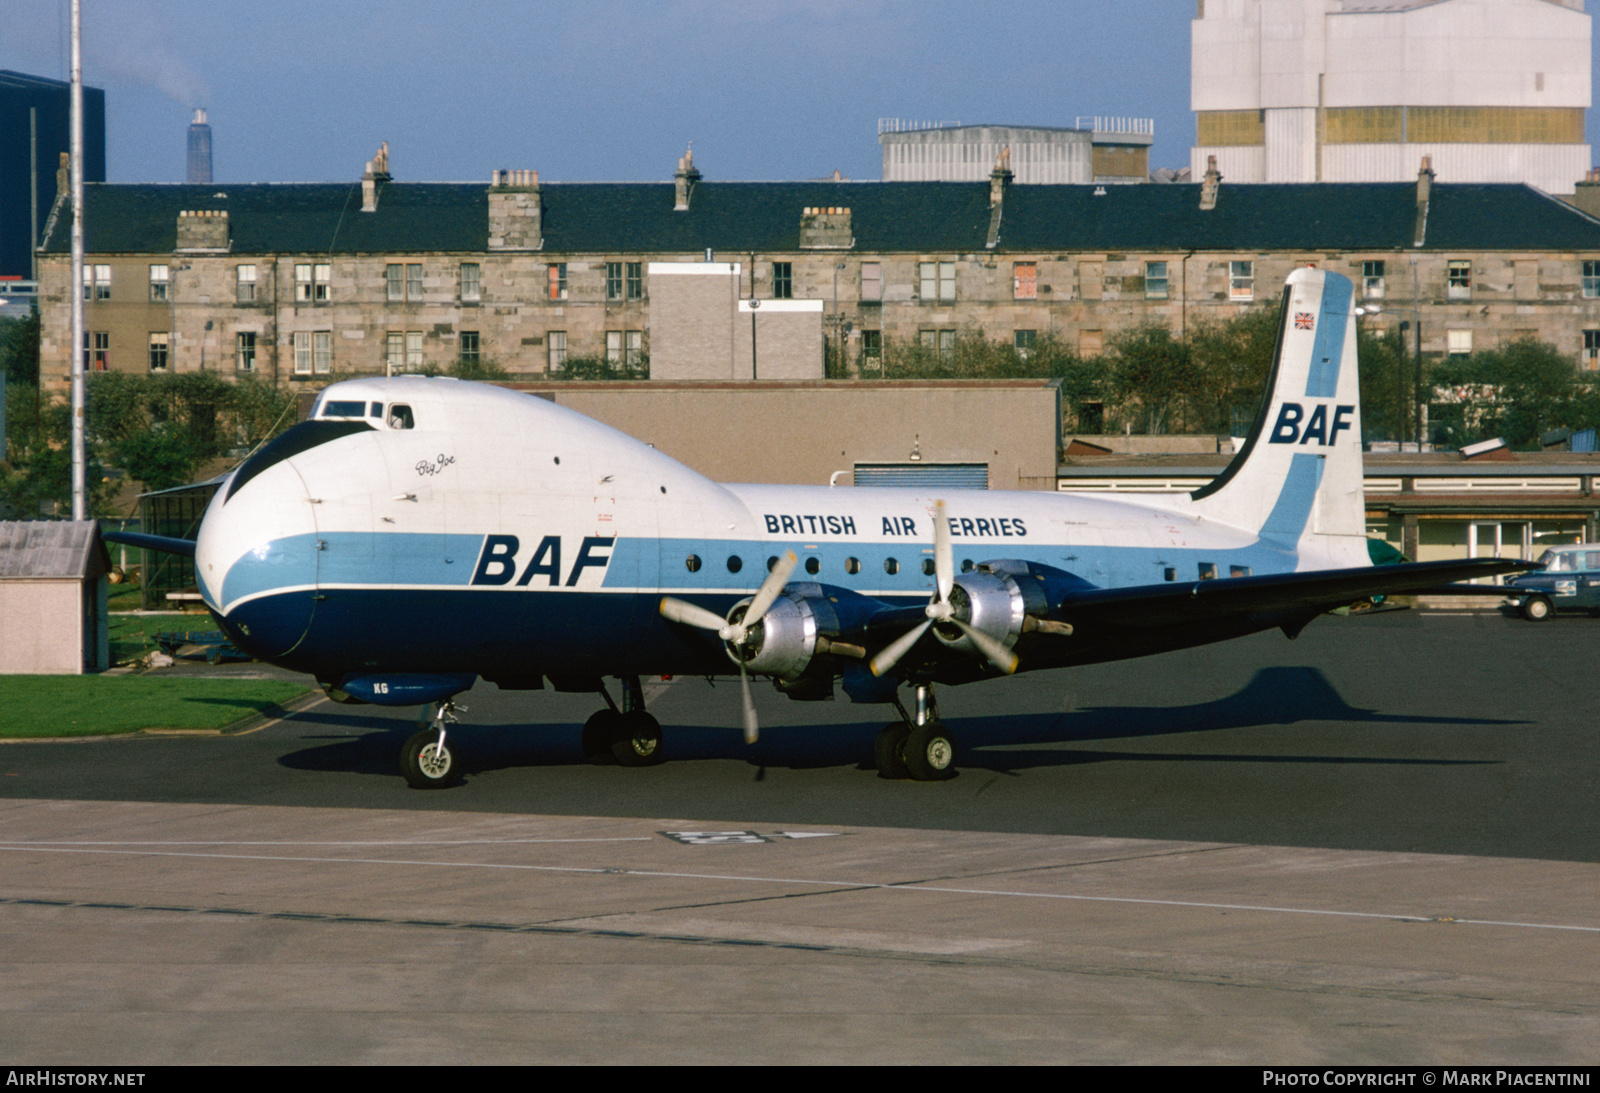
[0,676,314,738]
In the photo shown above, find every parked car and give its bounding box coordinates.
[1505,544,1600,620]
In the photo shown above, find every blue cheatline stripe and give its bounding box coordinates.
[221,531,482,607]
[1259,453,1325,544]
[1304,275,1351,399]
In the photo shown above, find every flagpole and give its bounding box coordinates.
[69,0,86,520]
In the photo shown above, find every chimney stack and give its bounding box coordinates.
[987,147,1013,249]
[673,147,701,212]
[488,169,543,250]
[361,142,390,214]
[1200,155,1222,210]
[1413,155,1435,247]
[186,108,212,185]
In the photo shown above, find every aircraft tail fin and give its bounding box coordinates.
[1187,268,1367,564]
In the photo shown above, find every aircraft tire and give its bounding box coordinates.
[903,723,957,782]
[401,728,457,789]
[1522,595,1554,622]
[874,724,911,780]
[582,710,623,765]
[611,710,665,767]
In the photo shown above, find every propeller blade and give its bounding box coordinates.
[953,618,1019,675]
[659,596,728,633]
[869,619,931,677]
[932,499,954,603]
[744,550,798,626]
[740,662,759,744]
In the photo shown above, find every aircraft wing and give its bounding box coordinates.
[1052,557,1537,631]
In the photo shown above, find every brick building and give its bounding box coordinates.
[32,151,1600,395]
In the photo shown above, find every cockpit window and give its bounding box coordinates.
[322,400,366,418]
[370,402,384,418]
[388,404,415,430]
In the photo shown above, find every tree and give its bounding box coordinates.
[1428,339,1600,449]
[1104,323,1199,434]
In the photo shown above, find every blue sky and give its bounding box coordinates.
[1,0,1197,183]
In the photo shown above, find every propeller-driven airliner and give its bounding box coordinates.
[107,269,1535,786]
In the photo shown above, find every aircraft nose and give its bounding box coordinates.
[197,460,321,661]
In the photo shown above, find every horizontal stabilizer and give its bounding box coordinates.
[102,530,197,558]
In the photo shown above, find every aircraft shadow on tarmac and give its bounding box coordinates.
[277,666,1522,782]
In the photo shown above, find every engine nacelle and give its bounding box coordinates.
[933,570,1030,655]
[722,582,874,681]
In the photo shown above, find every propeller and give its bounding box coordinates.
[868,500,1018,678]
[660,550,798,745]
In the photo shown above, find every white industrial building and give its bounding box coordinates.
[880,120,1154,184]
[1191,0,1592,194]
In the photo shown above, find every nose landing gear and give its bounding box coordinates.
[401,699,464,788]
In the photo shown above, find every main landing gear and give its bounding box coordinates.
[582,675,665,767]
[401,699,464,789]
[875,684,957,782]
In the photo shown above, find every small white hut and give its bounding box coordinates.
[0,521,110,674]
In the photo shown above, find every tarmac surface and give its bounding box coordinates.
[1,607,1596,1064]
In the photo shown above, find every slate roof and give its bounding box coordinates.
[0,521,108,580]
[40,179,1600,256]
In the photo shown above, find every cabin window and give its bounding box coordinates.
[884,557,899,575]
[766,555,780,572]
[685,554,702,573]
[388,404,414,430]
[726,556,743,573]
[922,558,936,576]
[804,556,820,575]
[845,557,860,575]
[1230,565,1252,577]
[1198,562,1217,580]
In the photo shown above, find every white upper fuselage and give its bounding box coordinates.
[195,375,1358,629]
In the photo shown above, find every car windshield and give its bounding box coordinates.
[1539,549,1575,573]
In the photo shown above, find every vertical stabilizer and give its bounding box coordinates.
[1188,269,1367,566]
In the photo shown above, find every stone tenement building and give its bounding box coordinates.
[32,151,1600,393]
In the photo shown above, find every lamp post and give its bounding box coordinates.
[1359,303,1423,450]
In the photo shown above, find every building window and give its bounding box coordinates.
[386,264,405,302]
[1145,261,1169,300]
[1363,260,1386,299]
[1079,329,1104,356]
[82,265,110,301]
[1448,260,1471,300]
[314,331,333,374]
[236,332,256,372]
[605,262,623,300]
[920,261,955,301]
[1014,329,1036,359]
[861,262,881,302]
[293,331,311,375]
[1229,260,1254,301]
[1447,329,1473,357]
[404,331,422,372]
[860,329,881,365]
[626,261,644,301]
[236,264,256,303]
[920,329,955,359]
[296,263,329,303]
[548,331,567,371]
[606,330,623,364]
[1013,262,1037,300]
[460,331,479,364]
[90,331,108,370]
[772,262,792,299]
[405,263,422,301]
[149,264,169,302]
[1583,261,1600,298]
[460,262,480,303]
[386,332,404,373]
[148,332,169,372]
[549,263,567,301]
[625,330,643,369]
[1584,330,1600,370]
